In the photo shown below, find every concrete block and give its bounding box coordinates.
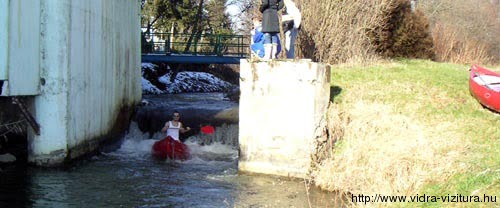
[239,59,330,178]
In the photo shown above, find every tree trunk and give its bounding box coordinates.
[184,0,205,53]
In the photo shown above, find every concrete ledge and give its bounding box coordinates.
[239,161,308,178]
[28,105,135,166]
[238,59,330,178]
[28,149,66,166]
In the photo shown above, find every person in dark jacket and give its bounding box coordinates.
[260,0,284,60]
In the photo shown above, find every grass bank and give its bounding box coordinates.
[314,59,499,207]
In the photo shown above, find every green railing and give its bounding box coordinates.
[142,32,250,57]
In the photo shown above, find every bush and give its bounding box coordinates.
[295,0,434,64]
[369,0,434,59]
[295,0,387,64]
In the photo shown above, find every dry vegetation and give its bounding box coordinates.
[315,101,465,197]
[243,0,498,64]
[311,60,499,206]
[431,23,494,65]
[294,0,434,64]
[420,0,499,64]
[294,0,389,64]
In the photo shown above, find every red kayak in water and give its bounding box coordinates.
[151,136,190,160]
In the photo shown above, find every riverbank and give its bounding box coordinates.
[314,59,499,207]
[141,63,239,95]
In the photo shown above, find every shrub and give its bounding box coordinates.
[369,0,434,59]
[295,0,434,64]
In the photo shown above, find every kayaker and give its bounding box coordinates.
[161,111,191,141]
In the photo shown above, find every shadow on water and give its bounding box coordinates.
[0,165,32,208]
[330,86,342,102]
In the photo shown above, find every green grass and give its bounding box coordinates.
[330,59,499,207]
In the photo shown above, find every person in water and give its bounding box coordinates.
[161,111,191,141]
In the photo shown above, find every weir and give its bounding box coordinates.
[238,60,331,178]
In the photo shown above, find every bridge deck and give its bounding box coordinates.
[141,32,250,64]
[141,54,245,64]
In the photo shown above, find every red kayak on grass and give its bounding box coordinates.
[151,136,190,160]
[469,65,500,113]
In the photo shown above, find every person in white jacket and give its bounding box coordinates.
[282,0,301,59]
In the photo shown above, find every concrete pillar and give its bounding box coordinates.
[238,60,330,178]
[0,0,8,81]
[27,0,141,166]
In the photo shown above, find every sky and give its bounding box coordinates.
[225,2,247,33]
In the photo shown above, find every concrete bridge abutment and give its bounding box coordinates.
[238,59,331,178]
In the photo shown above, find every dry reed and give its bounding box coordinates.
[295,0,395,64]
[432,23,494,65]
[313,98,466,204]
[420,0,499,64]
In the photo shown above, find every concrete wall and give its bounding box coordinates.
[0,0,7,80]
[0,0,41,95]
[28,0,141,166]
[238,60,330,178]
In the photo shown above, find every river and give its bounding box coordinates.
[0,93,341,207]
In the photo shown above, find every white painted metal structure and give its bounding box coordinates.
[1,0,141,165]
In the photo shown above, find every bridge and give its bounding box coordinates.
[141,32,251,64]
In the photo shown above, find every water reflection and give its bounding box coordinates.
[0,165,31,207]
[234,173,342,207]
[30,169,71,207]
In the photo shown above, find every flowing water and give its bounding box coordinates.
[0,93,342,208]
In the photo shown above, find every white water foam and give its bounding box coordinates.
[109,122,238,163]
[182,141,238,164]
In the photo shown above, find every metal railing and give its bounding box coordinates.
[142,32,250,57]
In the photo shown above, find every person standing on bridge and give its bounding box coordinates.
[161,111,191,141]
[260,0,284,60]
